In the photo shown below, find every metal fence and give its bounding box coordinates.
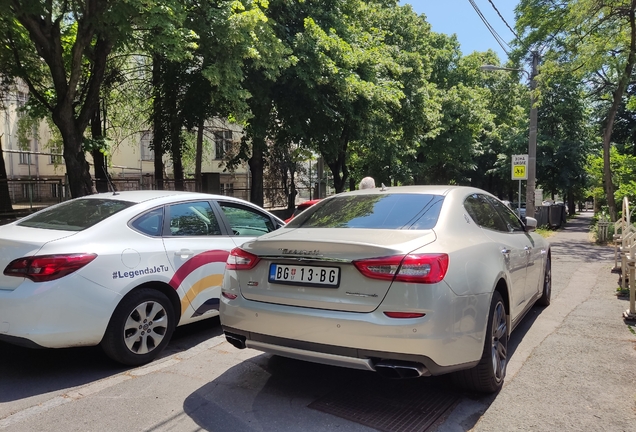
[5,179,65,211]
[2,178,316,214]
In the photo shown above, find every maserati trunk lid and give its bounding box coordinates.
[236,228,436,312]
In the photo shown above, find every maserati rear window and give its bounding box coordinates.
[18,199,134,231]
[288,194,444,229]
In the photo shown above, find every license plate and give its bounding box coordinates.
[269,264,340,288]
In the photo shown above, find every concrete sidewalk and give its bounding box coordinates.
[469,212,636,431]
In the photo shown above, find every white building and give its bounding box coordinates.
[0,85,250,208]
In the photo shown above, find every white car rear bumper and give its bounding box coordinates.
[0,274,121,348]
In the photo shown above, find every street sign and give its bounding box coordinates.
[512,154,528,180]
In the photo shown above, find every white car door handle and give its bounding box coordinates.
[175,249,194,258]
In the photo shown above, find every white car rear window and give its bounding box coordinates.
[18,199,134,231]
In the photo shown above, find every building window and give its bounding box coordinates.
[19,152,30,165]
[214,131,232,160]
[16,92,28,113]
[51,183,60,198]
[221,183,234,196]
[22,183,34,199]
[50,154,63,164]
[140,131,154,161]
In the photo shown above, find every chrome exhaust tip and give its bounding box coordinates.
[374,360,429,378]
[225,332,247,349]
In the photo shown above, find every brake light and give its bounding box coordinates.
[353,253,449,283]
[222,291,238,300]
[226,248,260,270]
[4,253,98,282]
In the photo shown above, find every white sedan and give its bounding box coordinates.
[0,190,284,365]
[220,185,551,393]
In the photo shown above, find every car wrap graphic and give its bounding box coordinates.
[113,265,170,279]
[168,249,230,317]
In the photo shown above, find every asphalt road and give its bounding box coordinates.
[1,212,634,432]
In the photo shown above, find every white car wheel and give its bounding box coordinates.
[537,255,551,307]
[102,288,176,366]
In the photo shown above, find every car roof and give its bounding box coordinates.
[82,190,238,204]
[337,185,481,196]
[298,199,321,207]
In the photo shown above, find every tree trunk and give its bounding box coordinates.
[567,189,576,216]
[64,144,94,198]
[249,138,265,207]
[195,118,204,192]
[325,133,349,193]
[247,97,271,207]
[91,105,108,193]
[287,166,297,210]
[170,122,184,191]
[152,55,164,190]
[53,107,94,198]
[0,137,14,213]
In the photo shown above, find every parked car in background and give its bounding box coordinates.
[284,199,321,223]
[221,185,551,393]
[0,191,284,365]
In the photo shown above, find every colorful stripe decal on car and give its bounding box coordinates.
[180,274,224,316]
[191,298,221,317]
[168,249,229,290]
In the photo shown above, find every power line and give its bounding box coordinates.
[487,0,521,43]
[467,0,511,55]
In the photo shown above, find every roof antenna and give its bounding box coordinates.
[380,183,387,191]
[102,166,118,195]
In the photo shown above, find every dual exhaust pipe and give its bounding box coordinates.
[224,332,428,379]
[374,359,429,378]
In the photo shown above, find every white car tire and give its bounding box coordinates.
[537,255,551,307]
[101,288,176,366]
[453,290,508,393]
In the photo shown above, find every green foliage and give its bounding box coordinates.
[587,147,636,205]
[0,0,607,208]
[515,0,636,219]
[82,136,110,156]
[16,114,40,150]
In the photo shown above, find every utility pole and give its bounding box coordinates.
[526,52,539,219]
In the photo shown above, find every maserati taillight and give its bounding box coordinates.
[4,253,98,282]
[226,248,260,271]
[353,253,449,284]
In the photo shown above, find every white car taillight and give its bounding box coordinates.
[226,248,260,271]
[4,253,98,282]
[353,253,449,283]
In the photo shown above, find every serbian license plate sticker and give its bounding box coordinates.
[269,264,340,288]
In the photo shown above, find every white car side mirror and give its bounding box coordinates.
[524,216,537,231]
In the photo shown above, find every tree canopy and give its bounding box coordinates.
[1,0,625,220]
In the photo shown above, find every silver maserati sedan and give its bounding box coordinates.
[220,185,551,393]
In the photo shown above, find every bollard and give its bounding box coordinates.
[597,220,610,243]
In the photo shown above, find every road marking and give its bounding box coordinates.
[0,334,226,429]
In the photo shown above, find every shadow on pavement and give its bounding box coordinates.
[183,307,545,432]
[0,317,222,403]
[548,213,614,263]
